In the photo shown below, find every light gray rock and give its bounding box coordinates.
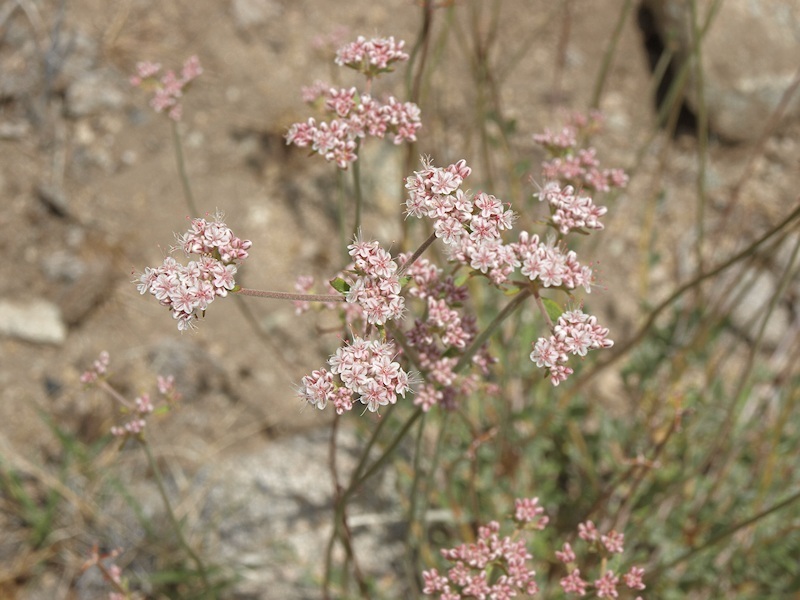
[231,0,283,29]
[65,69,126,118]
[0,298,67,344]
[728,267,792,347]
[645,0,800,142]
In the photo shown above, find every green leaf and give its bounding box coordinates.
[329,277,350,294]
[454,272,471,287]
[541,297,563,323]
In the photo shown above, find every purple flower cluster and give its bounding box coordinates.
[530,310,614,386]
[130,55,202,121]
[136,213,251,331]
[422,521,540,599]
[345,237,405,326]
[334,35,409,77]
[399,254,494,412]
[298,337,412,414]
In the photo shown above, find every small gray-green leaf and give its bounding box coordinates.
[541,297,563,323]
[330,277,350,294]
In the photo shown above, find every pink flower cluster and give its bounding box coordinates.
[422,520,540,599]
[334,35,409,77]
[533,112,628,193]
[110,393,153,437]
[298,337,412,414]
[82,545,131,600]
[512,232,593,292]
[81,353,181,439]
[530,309,614,386]
[514,497,549,530]
[556,520,645,598]
[406,158,594,292]
[80,350,110,384]
[345,237,405,326]
[286,88,421,168]
[135,213,251,331]
[130,55,202,121]
[537,181,607,235]
[399,254,494,412]
[405,159,520,286]
[423,503,645,600]
[286,36,420,169]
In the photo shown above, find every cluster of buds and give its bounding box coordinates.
[530,309,614,386]
[556,520,646,598]
[81,544,138,600]
[135,212,251,331]
[334,35,409,77]
[536,181,608,236]
[298,337,413,414]
[285,36,421,168]
[81,353,181,439]
[533,111,628,193]
[342,237,405,326]
[422,519,540,599]
[423,501,646,600]
[130,55,202,121]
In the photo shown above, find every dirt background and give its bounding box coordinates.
[1,0,798,598]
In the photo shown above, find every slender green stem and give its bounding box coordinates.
[171,120,199,216]
[405,411,428,598]
[347,408,424,496]
[590,0,634,109]
[235,288,345,303]
[140,440,210,591]
[352,141,363,239]
[574,200,800,388]
[397,232,438,277]
[652,488,800,578]
[454,287,533,374]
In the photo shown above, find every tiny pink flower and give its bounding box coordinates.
[560,569,587,595]
[594,570,619,598]
[624,566,646,591]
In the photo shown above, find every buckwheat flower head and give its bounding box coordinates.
[536,181,607,235]
[533,113,628,194]
[130,55,202,121]
[601,530,625,554]
[577,520,599,542]
[624,566,646,591]
[423,520,540,598]
[335,35,409,77]
[299,337,413,414]
[560,569,588,595]
[342,236,405,326]
[135,212,251,331]
[514,497,550,529]
[286,88,421,168]
[80,350,110,384]
[594,570,620,598]
[530,310,612,386]
[555,542,576,564]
